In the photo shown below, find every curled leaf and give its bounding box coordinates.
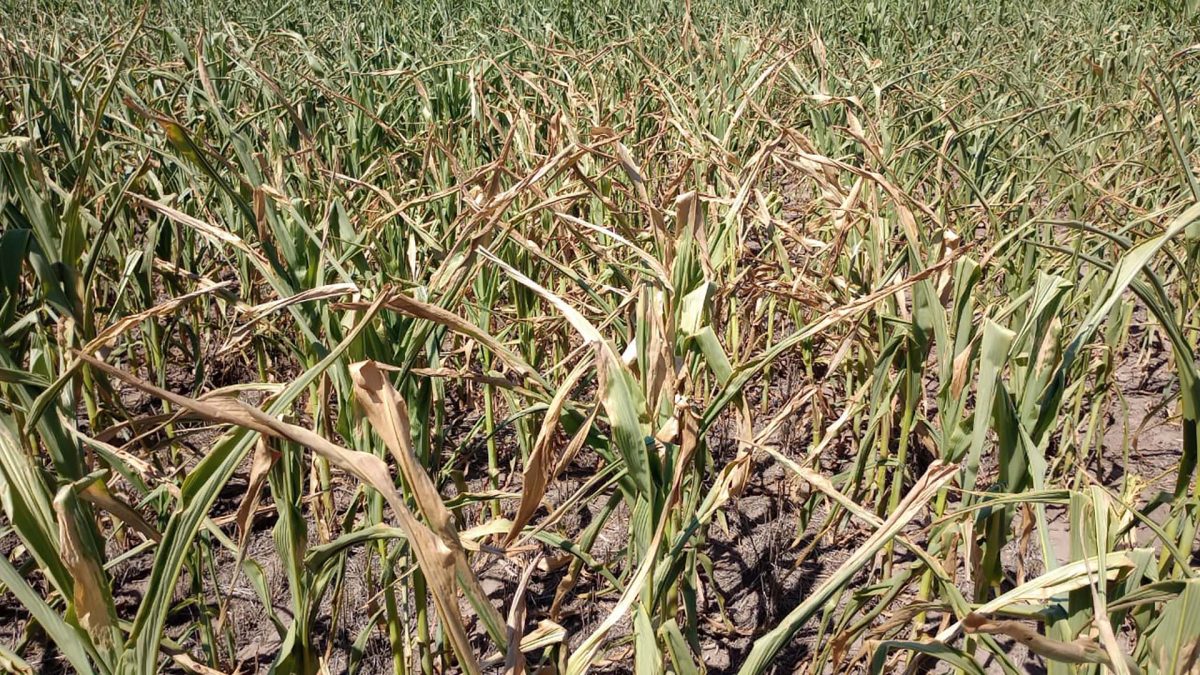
[963,613,1141,674]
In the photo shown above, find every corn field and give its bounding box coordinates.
[1,0,1200,672]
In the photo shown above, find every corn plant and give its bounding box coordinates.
[1,0,1199,673]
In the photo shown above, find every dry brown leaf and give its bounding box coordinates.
[216,437,279,634]
[504,355,593,544]
[503,554,543,675]
[86,281,233,354]
[356,290,546,387]
[76,352,482,674]
[131,194,265,262]
[53,487,121,653]
[963,613,1140,673]
[171,652,235,675]
[349,360,508,655]
[236,438,277,549]
[78,480,161,543]
[226,283,359,347]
